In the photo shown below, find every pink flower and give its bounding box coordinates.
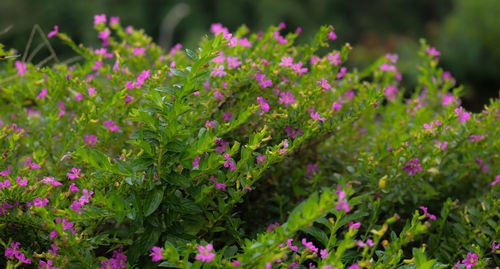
[256,155,266,165]
[491,175,500,186]
[195,244,216,263]
[104,121,120,132]
[462,252,478,269]
[67,168,81,180]
[317,78,332,91]
[48,25,58,38]
[279,57,294,67]
[279,91,296,107]
[337,67,347,79]
[348,222,361,229]
[75,93,84,101]
[332,101,342,111]
[85,135,98,146]
[426,47,440,57]
[124,95,135,104]
[69,183,79,193]
[328,53,341,66]
[205,120,214,129]
[328,30,337,40]
[227,56,242,68]
[94,14,107,26]
[335,190,350,213]
[37,88,48,99]
[308,109,325,122]
[384,86,397,102]
[492,241,500,252]
[150,246,164,262]
[402,158,422,176]
[43,177,62,187]
[320,249,329,259]
[88,87,97,96]
[133,47,145,56]
[347,265,360,269]
[211,65,226,77]
[110,16,120,26]
[455,106,470,122]
[15,61,27,75]
[292,62,307,75]
[257,97,270,113]
[419,206,437,220]
[301,238,318,253]
[33,197,49,207]
[193,156,201,168]
[222,112,233,121]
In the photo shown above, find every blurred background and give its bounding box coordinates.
[1,0,499,111]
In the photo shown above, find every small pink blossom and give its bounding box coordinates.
[150,246,164,262]
[37,88,48,99]
[328,30,337,40]
[256,155,266,165]
[48,25,59,38]
[195,244,216,263]
[94,14,107,26]
[88,87,97,96]
[279,56,293,68]
[15,61,27,75]
[211,65,226,77]
[205,120,214,129]
[426,47,440,57]
[67,168,81,180]
[455,106,470,122]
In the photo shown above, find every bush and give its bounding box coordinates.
[0,15,498,268]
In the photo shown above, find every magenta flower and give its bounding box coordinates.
[292,62,308,75]
[337,67,347,79]
[419,206,437,220]
[279,56,293,67]
[267,221,280,231]
[328,30,337,40]
[348,222,361,229]
[455,106,470,123]
[37,88,48,99]
[33,197,49,207]
[336,190,350,213]
[88,87,97,96]
[320,249,329,259]
[94,14,107,26]
[257,97,270,113]
[150,246,164,262]
[462,252,478,269]
[104,121,120,132]
[328,53,341,66]
[332,101,342,111]
[308,109,326,122]
[317,78,332,91]
[426,47,440,57]
[48,25,58,38]
[211,65,226,77]
[110,16,120,26]
[195,244,216,263]
[43,177,63,187]
[15,61,27,75]
[69,183,79,193]
[205,120,214,129]
[223,154,236,171]
[491,175,500,186]
[384,86,397,101]
[84,135,97,146]
[227,56,242,68]
[301,238,318,253]
[347,265,360,269]
[256,155,266,165]
[193,156,201,168]
[67,167,81,180]
[222,112,233,121]
[402,158,422,176]
[133,47,146,56]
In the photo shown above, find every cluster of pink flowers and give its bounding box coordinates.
[402,158,422,176]
[5,241,31,264]
[455,252,478,269]
[103,120,120,132]
[100,246,127,269]
[71,189,94,214]
[209,176,226,190]
[455,106,471,122]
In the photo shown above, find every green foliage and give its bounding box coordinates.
[0,17,498,269]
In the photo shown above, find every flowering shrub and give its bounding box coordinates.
[0,15,499,268]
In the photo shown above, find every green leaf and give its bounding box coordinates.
[144,189,164,217]
[170,68,187,78]
[185,48,199,61]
